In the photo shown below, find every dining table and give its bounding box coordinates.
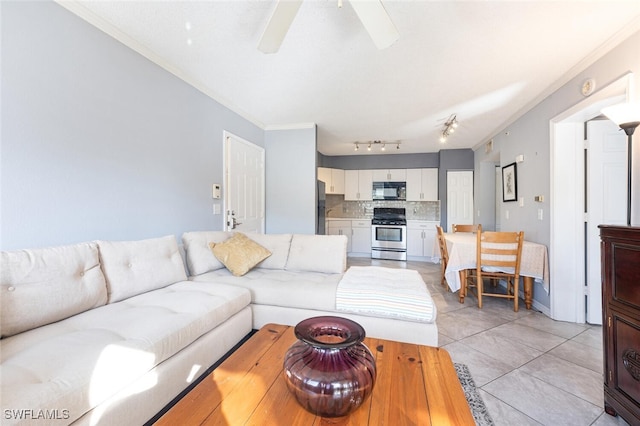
[436,232,549,309]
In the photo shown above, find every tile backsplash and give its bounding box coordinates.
[325,195,440,221]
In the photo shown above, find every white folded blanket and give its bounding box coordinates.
[336,266,436,323]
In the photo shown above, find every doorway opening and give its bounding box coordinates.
[549,72,633,323]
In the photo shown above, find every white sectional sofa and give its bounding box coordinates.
[1,232,437,426]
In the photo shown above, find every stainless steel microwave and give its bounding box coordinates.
[372,181,406,200]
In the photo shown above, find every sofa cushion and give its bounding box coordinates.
[285,234,347,274]
[243,233,292,270]
[210,233,272,277]
[192,268,342,311]
[0,242,108,338]
[0,280,251,425]
[97,235,187,303]
[182,231,232,275]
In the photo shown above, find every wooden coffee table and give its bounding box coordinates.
[155,323,474,425]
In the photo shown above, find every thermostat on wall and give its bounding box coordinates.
[212,184,221,199]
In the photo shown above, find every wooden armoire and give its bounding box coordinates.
[599,225,640,424]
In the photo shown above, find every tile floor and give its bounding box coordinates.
[347,257,631,426]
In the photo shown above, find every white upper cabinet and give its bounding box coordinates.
[372,169,406,182]
[406,168,438,201]
[318,167,345,194]
[345,170,373,201]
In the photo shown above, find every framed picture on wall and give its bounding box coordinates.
[502,162,518,202]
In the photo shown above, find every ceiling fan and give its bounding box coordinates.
[258,0,399,54]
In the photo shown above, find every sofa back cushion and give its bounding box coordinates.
[97,235,187,303]
[243,233,292,270]
[1,242,108,338]
[285,234,348,274]
[182,231,232,275]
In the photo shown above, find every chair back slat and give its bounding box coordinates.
[452,224,482,233]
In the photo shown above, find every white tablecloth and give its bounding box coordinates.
[434,233,550,293]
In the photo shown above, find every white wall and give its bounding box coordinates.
[0,1,264,250]
[474,30,640,311]
[265,126,317,234]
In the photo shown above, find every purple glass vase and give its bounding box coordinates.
[283,316,377,417]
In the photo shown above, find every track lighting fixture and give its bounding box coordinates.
[353,140,400,152]
[440,114,458,143]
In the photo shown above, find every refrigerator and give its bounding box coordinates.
[317,180,326,235]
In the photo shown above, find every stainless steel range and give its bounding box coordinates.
[371,207,407,261]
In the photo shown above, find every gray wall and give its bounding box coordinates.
[474,30,640,311]
[265,126,317,234]
[1,1,263,250]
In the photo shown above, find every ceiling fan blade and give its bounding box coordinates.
[258,0,303,54]
[349,0,399,50]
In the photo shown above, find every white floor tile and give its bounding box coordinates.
[482,370,602,425]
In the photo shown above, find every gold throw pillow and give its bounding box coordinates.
[209,233,271,277]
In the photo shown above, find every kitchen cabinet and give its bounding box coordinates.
[407,221,438,260]
[600,225,640,425]
[318,167,345,194]
[406,168,438,201]
[345,170,373,201]
[327,219,352,252]
[372,169,406,182]
[350,220,372,255]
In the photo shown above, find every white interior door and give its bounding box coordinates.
[585,120,627,324]
[447,171,474,232]
[224,132,265,233]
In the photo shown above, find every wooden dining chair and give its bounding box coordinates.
[452,223,482,233]
[435,226,449,289]
[468,230,524,311]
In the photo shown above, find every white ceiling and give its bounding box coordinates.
[60,1,640,156]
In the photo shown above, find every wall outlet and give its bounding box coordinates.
[213,203,221,215]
